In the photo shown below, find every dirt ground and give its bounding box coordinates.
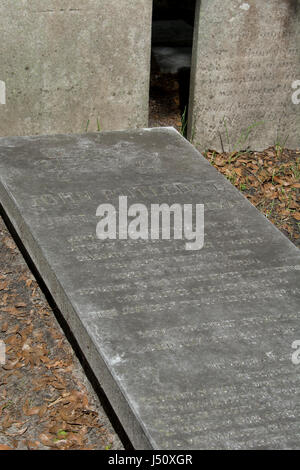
[0,216,123,450]
[203,147,300,247]
[149,71,182,131]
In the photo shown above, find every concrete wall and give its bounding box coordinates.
[0,0,153,137]
[188,0,300,151]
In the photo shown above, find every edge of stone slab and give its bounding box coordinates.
[0,126,178,142]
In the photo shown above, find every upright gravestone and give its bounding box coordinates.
[0,0,152,137]
[189,0,300,151]
[0,128,299,449]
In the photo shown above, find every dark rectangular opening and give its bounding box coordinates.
[149,0,196,137]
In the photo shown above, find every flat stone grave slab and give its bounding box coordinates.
[0,127,299,449]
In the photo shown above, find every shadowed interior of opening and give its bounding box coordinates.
[149,0,196,136]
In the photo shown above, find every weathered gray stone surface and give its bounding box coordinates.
[0,0,152,137]
[0,127,299,449]
[189,0,300,151]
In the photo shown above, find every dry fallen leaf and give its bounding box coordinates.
[292,212,300,221]
[23,399,42,417]
[5,426,28,437]
[1,322,8,333]
[0,281,9,291]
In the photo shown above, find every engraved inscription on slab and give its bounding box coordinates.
[0,128,299,449]
[189,0,300,151]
